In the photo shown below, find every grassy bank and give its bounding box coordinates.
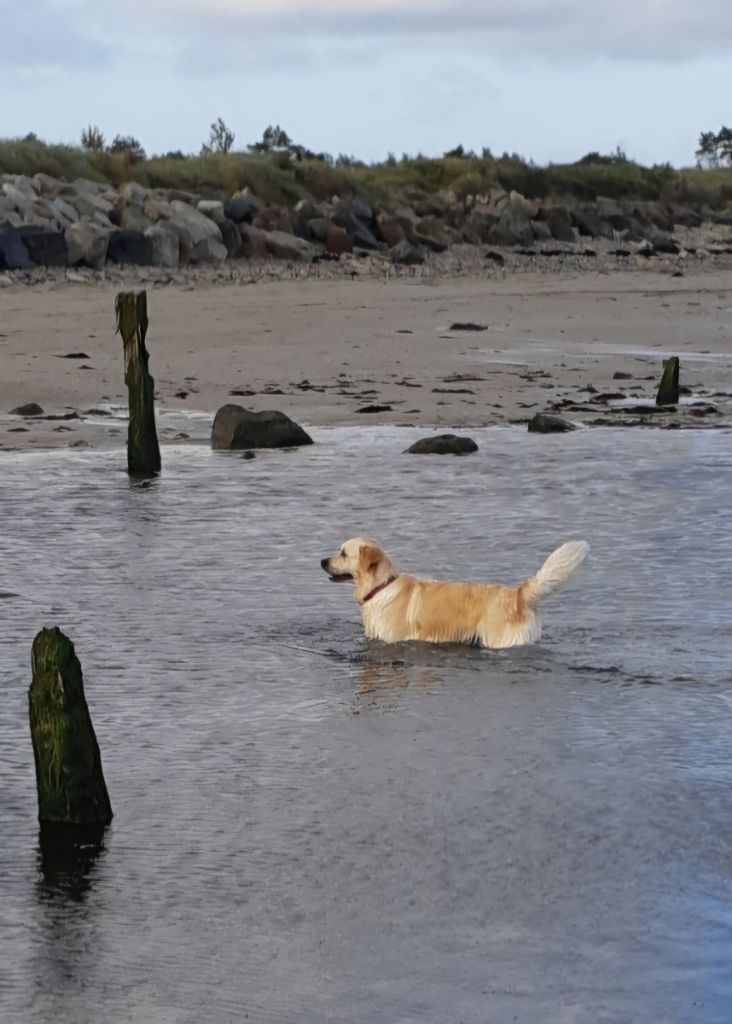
[2,137,732,209]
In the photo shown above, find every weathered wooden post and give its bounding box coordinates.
[656,356,680,406]
[29,627,112,826]
[115,290,161,476]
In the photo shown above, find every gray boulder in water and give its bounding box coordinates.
[211,404,314,450]
[405,434,478,455]
[527,413,577,433]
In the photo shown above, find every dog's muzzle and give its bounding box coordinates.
[321,558,352,582]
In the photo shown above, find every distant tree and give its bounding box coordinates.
[249,124,292,154]
[576,146,631,166]
[201,117,235,155]
[109,134,146,163]
[696,127,732,167]
[164,150,186,160]
[22,132,44,145]
[444,144,465,159]
[81,125,105,152]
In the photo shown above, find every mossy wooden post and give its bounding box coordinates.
[29,627,112,826]
[656,356,680,406]
[115,290,161,476]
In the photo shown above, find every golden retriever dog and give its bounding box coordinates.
[321,537,589,649]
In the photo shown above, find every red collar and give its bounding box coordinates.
[361,575,398,605]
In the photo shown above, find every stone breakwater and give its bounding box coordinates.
[2,171,732,279]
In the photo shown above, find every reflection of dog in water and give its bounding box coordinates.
[321,537,589,649]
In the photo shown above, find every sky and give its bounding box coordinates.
[1,0,731,167]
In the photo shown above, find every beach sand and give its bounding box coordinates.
[1,269,731,450]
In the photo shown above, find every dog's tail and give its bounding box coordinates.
[520,540,589,607]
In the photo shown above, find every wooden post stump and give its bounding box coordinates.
[115,290,161,476]
[656,356,680,406]
[29,627,113,826]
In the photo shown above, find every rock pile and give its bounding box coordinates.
[0,172,725,273]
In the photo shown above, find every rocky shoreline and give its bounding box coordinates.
[3,170,732,285]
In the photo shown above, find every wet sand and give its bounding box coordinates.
[1,269,731,450]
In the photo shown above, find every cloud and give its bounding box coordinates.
[127,0,732,63]
[0,0,112,68]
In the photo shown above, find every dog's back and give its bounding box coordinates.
[361,541,589,649]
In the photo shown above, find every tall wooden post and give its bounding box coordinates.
[115,290,161,476]
[29,627,113,826]
[656,356,680,406]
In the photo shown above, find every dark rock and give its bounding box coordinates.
[530,219,553,242]
[589,391,626,402]
[11,402,44,416]
[687,405,719,417]
[107,230,154,266]
[414,233,447,254]
[253,206,292,234]
[218,219,241,259]
[488,205,534,247]
[17,226,69,267]
[336,198,373,225]
[450,322,487,332]
[334,201,379,250]
[264,231,315,261]
[377,218,406,248]
[238,224,269,259]
[671,204,702,229]
[395,215,421,247]
[119,205,152,233]
[613,371,632,380]
[432,387,474,394]
[528,413,577,433]
[324,225,352,255]
[405,434,478,455]
[539,207,575,243]
[145,225,179,268]
[305,217,331,243]
[485,250,505,264]
[356,404,392,413]
[211,405,313,450]
[335,211,380,250]
[0,224,32,270]
[596,198,631,232]
[391,240,425,265]
[574,207,611,239]
[651,234,680,255]
[416,216,452,249]
[224,197,259,224]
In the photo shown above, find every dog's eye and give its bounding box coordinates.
[340,548,346,557]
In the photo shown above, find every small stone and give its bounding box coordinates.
[527,413,577,433]
[405,434,478,455]
[11,402,44,416]
[449,322,487,332]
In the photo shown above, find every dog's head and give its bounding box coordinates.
[321,537,397,601]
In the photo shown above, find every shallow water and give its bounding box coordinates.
[1,426,731,1024]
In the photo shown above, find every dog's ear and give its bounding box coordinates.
[359,544,381,574]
